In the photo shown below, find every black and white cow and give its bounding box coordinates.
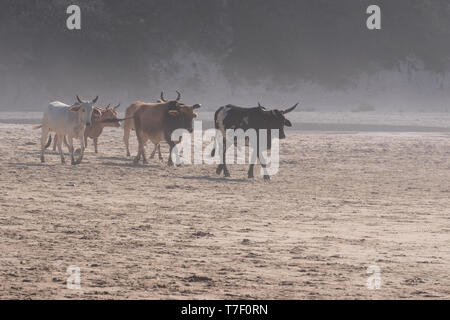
[211,102,298,180]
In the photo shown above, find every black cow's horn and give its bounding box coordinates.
[176,90,181,101]
[76,95,83,103]
[283,103,298,114]
[258,102,263,108]
[92,96,99,103]
[193,104,201,109]
[160,91,166,102]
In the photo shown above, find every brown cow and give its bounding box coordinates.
[132,97,201,166]
[51,104,121,153]
[123,91,180,159]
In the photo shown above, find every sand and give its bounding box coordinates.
[0,123,449,299]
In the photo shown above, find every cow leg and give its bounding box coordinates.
[167,140,176,167]
[157,144,163,160]
[247,164,255,178]
[63,136,70,152]
[248,145,258,178]
[134,132,148,164]
[40,128,50,163]
[222,137,230,177]
[94,138,98,153]
[56,134,65,164]
[52,134,58,151]
[150,143,157,159]
[215,138,225,175]
[77,136,85,164]
[258,145,270,181]
[124,126,131,157]
[67,136,76,165]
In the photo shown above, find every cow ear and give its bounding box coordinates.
[168,110,179,116]
[193,104,201,110]
[70,106,81,112]
[114,103,121,110]
[284,119,292,127]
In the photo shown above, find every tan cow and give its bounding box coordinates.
[123,91,181,159]
[132,98,201,166]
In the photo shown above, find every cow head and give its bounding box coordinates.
[167,103,201,133]
[98,103,121,127]
[259,102,298,139]
[70,95,99,126]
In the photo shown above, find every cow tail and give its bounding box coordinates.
[32,125,42,130]
[44,135,52,149]
[210,107,222,157]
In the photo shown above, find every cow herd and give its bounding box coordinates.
[33,92,298,179]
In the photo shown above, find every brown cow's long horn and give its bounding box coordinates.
[92,96,99,103]
[160,91,166,102]
[114,103,121,110]
[176,91,181,101]
[283,103,298,114]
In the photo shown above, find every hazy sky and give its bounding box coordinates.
[1,0,449,111]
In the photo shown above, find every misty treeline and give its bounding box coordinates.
[0,0,449,111]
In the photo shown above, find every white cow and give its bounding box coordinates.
[34,95,98,165]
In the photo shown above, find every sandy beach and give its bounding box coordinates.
[0,122,449,299]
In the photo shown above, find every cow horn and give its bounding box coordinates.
[92,96,99,103]
[176,91,181,101]
[76,95,83,103]
[193,104,201,110]
[114,103,121,109]
[283,103,298,114]
[258,102,263,108]
[106,103,111,108]
[160,91,166,102]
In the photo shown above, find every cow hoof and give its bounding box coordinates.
[216,166,223,175]
[248,174,254,179]
[263,175,271,181]
[127,152,131,157]
[224,172,231,178]
[40,157,45,163]
[61,159,65,164]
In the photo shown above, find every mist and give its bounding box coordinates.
[1,0,449,112]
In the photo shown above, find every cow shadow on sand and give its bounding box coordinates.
[101,161,160,169]
[98,156,131,162]
[181,175,249,183]
[7,162,57,167]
